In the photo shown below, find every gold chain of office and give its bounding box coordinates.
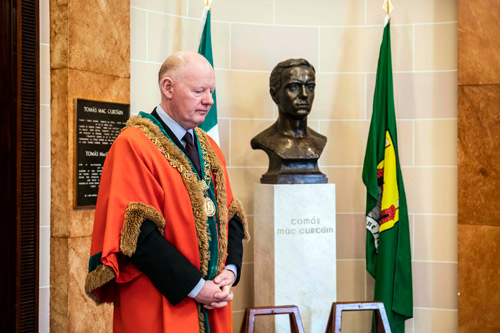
[134,124,216,217]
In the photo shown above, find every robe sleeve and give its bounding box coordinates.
[130,219,203,305]
[84,127,168,304]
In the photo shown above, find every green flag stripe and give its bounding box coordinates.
[198,9,217,132]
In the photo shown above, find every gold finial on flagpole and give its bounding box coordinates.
[382,0,393,22]
[382,0,394,15]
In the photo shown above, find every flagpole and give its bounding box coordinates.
[383,0,393,23]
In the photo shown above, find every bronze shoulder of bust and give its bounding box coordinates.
[251,123,326,160]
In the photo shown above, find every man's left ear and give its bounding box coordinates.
[160,77,174,99]
[270,88,279,105]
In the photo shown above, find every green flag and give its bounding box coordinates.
[198,8,219,144]
[362,21,413,333]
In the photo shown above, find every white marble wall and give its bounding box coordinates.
[39,0,51,331]
[254,184,336,333]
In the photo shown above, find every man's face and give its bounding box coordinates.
[273,66,315,120]
[168,60,215,130]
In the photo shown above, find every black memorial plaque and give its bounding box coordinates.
[75,99,130,207]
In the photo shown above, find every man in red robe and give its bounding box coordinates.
[85,51,249,333]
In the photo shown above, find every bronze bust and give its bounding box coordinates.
[251,58,327,184]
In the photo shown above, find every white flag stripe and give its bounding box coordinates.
[206,124,219,146]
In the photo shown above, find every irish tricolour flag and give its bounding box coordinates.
[198,2,219,144]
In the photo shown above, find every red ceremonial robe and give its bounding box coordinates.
[84,115,248,333]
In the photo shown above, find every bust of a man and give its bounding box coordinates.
[251,58,327,184]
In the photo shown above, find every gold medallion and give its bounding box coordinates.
[204,197,216,217]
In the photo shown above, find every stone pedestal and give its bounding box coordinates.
[254,184,336,333]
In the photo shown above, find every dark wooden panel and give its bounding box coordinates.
[19,0,39,331]
[0,0,19,331]
[0,0,39,331]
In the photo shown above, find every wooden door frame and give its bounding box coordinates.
[0,0,39,331]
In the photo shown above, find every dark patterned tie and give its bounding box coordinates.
[182,132,201,174]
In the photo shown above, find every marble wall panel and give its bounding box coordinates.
[67,69,130,104]
[394,121,414,167]
[340,312,373,332]
[458,0,500,85]
[231,263,254,312]
[319,120,370,166]
[414,308,457,332]
[50,237,69,332]
[458,224,500,331]
[40,227,51,287]
[68,0,130,77]
[50,0,69,69]
[458,85,500,226]
[336,214,365,260]
[414,23,457,71]
[320,26,381,73]
[320,25,412,73]
[231,24,318,71]
[226,167,267,215]
[402,167,457,214]
[242,215,254,263]
[313,74,365,120]
[275,0,365,26]
[211,22,231,70]
[68,236,113,332]
[40,166,51,227]
[405,318,414,333]
[131,0,187,16]
[365,271,374,301]
[253,184,275,332]
[130,8,147,61]
[217,118,230,161]
[39,287,50,330]
[231,119,278,167]
[40,44,51,105]
[413,262,458,309]
[308,120,320,133]
[40,0,50,44]
[130,60,161,113]
[214,70,273,119]
[51,68,70,237]
[414,119,457,166]
[336,260,366,301]
[322,167,365,213]
[414,215,458,262]
[366,72,458,120]
[232,311,245,332]
[40,105,51,167]
[367,0,457,25]
[147,13,199,64]
[187,0,273,23]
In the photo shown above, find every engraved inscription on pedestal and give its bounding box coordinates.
[276,217,334,237]
[75,99,129,207]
